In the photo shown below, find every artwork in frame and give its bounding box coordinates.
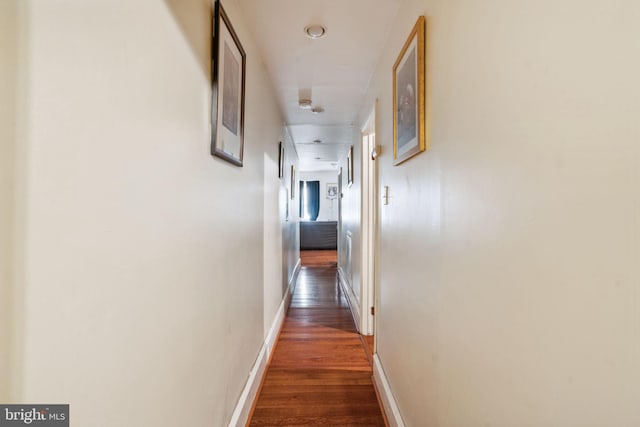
[347,145,354,187]
[285,189,290,221]
[327,183,338,199]
[211,0,246,166]
[393,15,427,165]
[278,141,285,178]
[290,165,296,199]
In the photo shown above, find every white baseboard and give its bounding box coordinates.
[290,258,301,294]
[337,266,361,332]
[373,354,405,427]
[228,259,301,427]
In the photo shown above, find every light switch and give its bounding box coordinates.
[383,186,390,205]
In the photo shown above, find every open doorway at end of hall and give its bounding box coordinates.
[298,170,340,267]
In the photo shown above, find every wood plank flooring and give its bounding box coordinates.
[299,250,338,267]
[248,264,386,426]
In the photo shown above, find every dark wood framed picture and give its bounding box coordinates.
[347,145,354,187]
[211,0,246,166]
[393,16,427,165]
[278,141,284,178]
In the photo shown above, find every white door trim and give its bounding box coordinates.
[360,103,377,336]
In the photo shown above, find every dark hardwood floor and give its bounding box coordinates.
[248,263,386,426]
[299,250,338,267]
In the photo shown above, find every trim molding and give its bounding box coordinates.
[290,258,301,292]
[373,354,405,427]
[337,266,361,332]
[228,259,301,427]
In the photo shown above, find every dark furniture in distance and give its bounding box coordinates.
[300,221,337,250]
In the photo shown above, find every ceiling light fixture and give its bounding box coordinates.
[298,99,313,110]
[305,25,326,39]
[313,139,322,144]
[311,107,324,114]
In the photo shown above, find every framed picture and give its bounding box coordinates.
[327,183,338,199]
[278,141,284,178]
[347,145,354,187]
[393,16,427,165]
[290,165,296,199]
[285,189,289,221]
[211,0,246,166]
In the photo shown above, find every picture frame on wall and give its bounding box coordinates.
[290,165,296,199]
[211,0,246,167]
[327,183,338,199]
[393,15,427,165]
[285,188,289,221]
[347,145,354,187]
[278,141,284,178]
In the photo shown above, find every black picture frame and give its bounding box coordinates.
[211,1,246,166]
[278,141,284,178]
[285,189,290,221]
[347,145,354,187]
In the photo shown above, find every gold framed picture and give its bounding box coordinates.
[393,16,427,165]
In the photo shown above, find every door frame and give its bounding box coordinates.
[360,102,378,336]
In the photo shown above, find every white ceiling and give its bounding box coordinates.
[236,0,402,171]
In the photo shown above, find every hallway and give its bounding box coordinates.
[249,262,386,425]
[4,1,640,425]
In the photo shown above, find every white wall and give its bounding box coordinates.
[0,0,19,404]
[11,0,293,425]
[262,147,283,336]
[264,133,299,335]
[299,170,339,222]
[359,0,640,425]
[281,134,300,289]
[338,134,363,315]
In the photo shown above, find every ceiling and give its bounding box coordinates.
[236,0,402,171]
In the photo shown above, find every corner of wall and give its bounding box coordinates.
[373,354,405,427]
[229,244,301,427]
